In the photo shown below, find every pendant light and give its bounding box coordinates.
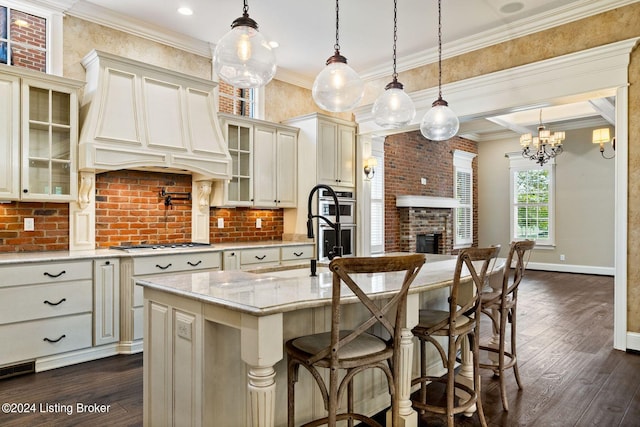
[371,0,416,128]
[420,0,459,141]
[213,0,276,88]
[312,0,364,112]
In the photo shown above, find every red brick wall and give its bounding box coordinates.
[210,208,283,243]
[7,10,47,72]
[384,131,478,252]
[95,170,284,248]
[0,202,69,252]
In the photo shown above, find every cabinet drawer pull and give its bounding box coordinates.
[293,252,304,257]
[187,260,202,267]
[155,263,172,270]
[44,270,66,278]
[43,334,66,343]
[44,298,67,306]
[255,255,267,260]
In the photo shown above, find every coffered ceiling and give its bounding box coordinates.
[66,0,627,138]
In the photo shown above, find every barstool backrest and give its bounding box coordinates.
[502,240,536,297]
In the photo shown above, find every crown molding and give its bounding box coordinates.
[360,0,639,81]
[66,0,211,57]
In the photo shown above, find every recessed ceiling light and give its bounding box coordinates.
[500,2,524,14]
[177,7,193,16]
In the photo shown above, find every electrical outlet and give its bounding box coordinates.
[560,254,566,261]
[256,218,262,229]
[217,218,224,228]
[421,177,427,185]
[24,218,34,231]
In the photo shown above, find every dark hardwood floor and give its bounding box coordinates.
[0,270,638,426]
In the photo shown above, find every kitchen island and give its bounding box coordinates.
[137,254,494,427]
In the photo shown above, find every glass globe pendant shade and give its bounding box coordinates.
[420,98,459,141]
[213,14,276,89]
[372,80,416,128]
[312,53,364,112]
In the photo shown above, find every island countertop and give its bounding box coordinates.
[135,254,485,317]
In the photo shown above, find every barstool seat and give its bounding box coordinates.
[411,246,500,427]
[479,240,535,411]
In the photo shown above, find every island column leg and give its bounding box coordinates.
[241,312,284,427]
[387,293,419,427]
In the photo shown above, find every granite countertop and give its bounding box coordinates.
[0,240,314,265]
[136,255,472,317]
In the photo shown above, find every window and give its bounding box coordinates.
[508,154,555,246]
[0,3,47,72]
[217,81,256,117]
[453,150,476,248]
[370,148,385,254]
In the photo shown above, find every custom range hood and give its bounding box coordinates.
[78,50,231,180]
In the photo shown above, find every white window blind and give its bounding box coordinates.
[453,150,476,248]
[370,151,384,254]
[507,153,555,246]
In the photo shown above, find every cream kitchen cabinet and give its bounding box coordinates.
[280,243,315,265]
[0,64,83,202]
[239,247,280,270]
[215,114,298,208]
[0,260,93,371]
[284,113,356,189]
[253,124,298,208]
[119,251,222,353]
[94,258,120,346]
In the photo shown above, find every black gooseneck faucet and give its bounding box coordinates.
[307,184,342,276]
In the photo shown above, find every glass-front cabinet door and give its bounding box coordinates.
[223,120,253,206]
[21,79,78,201]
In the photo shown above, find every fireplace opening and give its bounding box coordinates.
[416,233,441,254]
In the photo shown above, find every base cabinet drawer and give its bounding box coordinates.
[0,313,92,365]
[0,281,92,324]
[281,244,314,262]
[133,252,222,276]
[240,248,280,267]
[0,260,92,287]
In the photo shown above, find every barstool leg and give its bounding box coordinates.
[511,305,523,390]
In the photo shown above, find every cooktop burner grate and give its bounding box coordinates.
[110,242,212,250]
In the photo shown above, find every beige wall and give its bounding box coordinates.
[477,127,615,269]
[59,3,640,334]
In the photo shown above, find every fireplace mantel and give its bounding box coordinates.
[396,195,460,208]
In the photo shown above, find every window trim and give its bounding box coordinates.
[453,150,476,249]
[1,0,63,74]
[507,153,556,247]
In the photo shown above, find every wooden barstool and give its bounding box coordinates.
[479,239,535,411]
[411,246,500,427]
[286,254,425,427]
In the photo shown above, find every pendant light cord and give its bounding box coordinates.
[392,0,398,80]
[243,0,248,16]
[437,0,443,100]
[334,0,340,52]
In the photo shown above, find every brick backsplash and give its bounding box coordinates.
[0,202,69,252]
[95,170,284,248]
[210,207,283,243]
[384,131,478,252]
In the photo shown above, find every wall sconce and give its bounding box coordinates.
[363,157,378,180]
[592,128,615,159]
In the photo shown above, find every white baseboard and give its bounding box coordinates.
[117,340,144,354]
[525,261,614,276]
[626,332,640,351]
[35,344,119,372]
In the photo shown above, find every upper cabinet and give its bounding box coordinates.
[317,119,356,188]
[283,113,357,190]
[0,64,83,202]
[214,114,298,208]
[78,50,231,180]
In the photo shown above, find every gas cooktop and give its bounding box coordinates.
[110,242,212,251]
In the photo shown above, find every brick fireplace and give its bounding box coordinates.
[396,195,459,254]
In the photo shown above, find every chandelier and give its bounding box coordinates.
[520,110,565,166]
